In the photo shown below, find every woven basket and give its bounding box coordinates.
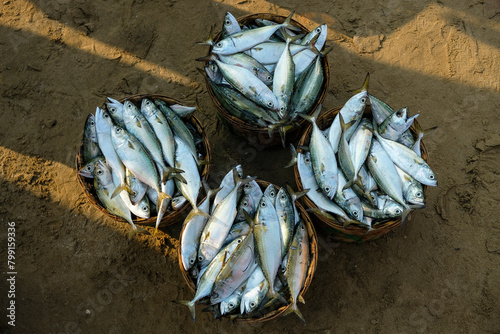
[76,94,211,227]
[178,179,318,323]
[295,105,429,243]
[204,13,330,148]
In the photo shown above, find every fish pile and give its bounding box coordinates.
[79,97,207,237]
[200,12,328,145]
[289,74,438,230]
[177,166,312,323]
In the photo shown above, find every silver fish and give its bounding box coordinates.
[175,236,243,321]
[212,12,299,55]
[300,105,338,199]
[282,221,309,324]
[253,195,282,300]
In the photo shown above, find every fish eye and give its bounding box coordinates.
[316,27,321,33]
[416,192,422,197]
[305,157,310,163]
[353,210,358,216]
[86,166,92,171]
[250,302,256,308]
[267,75,272,81]
[267,101,273,107]
[142,206,147,211]
[198,255,204,262]
[280,106,285,111]
[97,170,103,175]
[261,202,267,207]
[325,186,330,193]
[228,302,234,308]
[244,183,250,189]
[395,209,401,214]
[243,201,248,206]
[429,174,435,180]
[225,20,231,25]
[90,120,95,126]
[361,98,366,103]
[301,225,305,230]
[237,238,242,244]
[189,258,195,264]
[216,42,223,48]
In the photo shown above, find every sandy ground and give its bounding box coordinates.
[0,0,499,333]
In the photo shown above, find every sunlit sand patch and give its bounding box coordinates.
[0,0,198,89]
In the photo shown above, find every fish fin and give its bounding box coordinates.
[111,182,134,199]
[350,72,370,94]
[284,144,298,168]
[173,300,196,322]
[282,302,306,324]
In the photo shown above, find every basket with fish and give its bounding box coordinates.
[291,74,437,243]
[176,166,317,323]
[76,94,211,237]
[200,12,330,148]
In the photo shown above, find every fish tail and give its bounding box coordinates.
[233,168,256,187]
[110,182,133,199]
[284,144,298,168]
[306,207,336,221]
[192,206,210,219]
[282,301,306,324]
[126,223,150,239]
[298,104,322,123]
[202,178,222,200]
[282,11,301,32]
[173,300,196,322]
[286,183,309,201]
[165,167,187,184]
[195,54,217,62]
[196,25,215,46]
[350,72,370,94]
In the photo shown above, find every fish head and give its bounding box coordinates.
[212,39,233,55]
[417,165,438,187]
[93,159,113,186]
[84,113,98,142]
[315,24,328,50]
[105,102,122,119]
[136,198,150,219]
[94,107,114,134]
[182,245,198,271]
[220,295,240,315]
[352,90,369,116]
[264,96,279,112]
[406,185,425,206]
[79,162,95,178]
[205,63,223,83]
[257,71,273,86]
[383,200,404,218]
[264,184,279,202]
[122,100,139,122]
[223,12,240,36]
[197,245,218,269]
[110,125,129,146]
[140,98,157,118]
[240,288,263,314]
[347,199,363,222]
